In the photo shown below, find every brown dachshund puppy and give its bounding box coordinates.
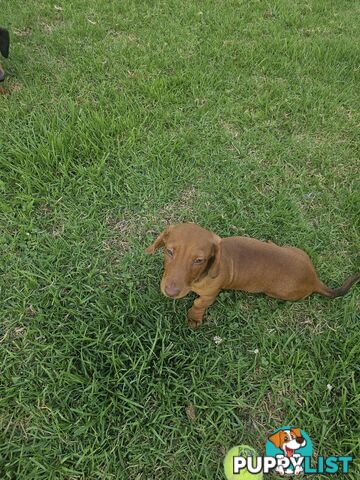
[146,223,359,328]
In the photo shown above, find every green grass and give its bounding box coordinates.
[0,0,359,478]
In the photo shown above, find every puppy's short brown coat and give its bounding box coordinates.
[146,223,359,328]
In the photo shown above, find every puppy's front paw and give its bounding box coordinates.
[276,466,285,476]
[187,317,202,329]
[187,308,203,329]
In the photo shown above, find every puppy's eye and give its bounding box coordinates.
[193,258,204,265]
[166,248,173,257]
[284,436,289,441]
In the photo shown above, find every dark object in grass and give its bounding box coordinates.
[146,223,360,329]
[0,28,10,82]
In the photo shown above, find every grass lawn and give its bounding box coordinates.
[0,0,359,478]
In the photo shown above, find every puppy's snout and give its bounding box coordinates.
[164,282,181,298]
[296,436,305,444]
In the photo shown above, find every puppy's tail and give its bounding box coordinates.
[316,273,360,298]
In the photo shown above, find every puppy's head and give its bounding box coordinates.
[0,28,10,82]
[268,428,306,456]
[145,223,221,299]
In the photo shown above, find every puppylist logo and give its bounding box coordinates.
[224,426,353,478]
[266,426,312,475]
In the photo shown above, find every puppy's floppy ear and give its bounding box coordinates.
[268,431,282,449]
[0,28,10,58]
[208,235,221,278]
[145,226,172,254]
[291,428,302,438]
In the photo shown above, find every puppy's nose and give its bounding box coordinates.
[296,436,304,444]
[165,283,180,297]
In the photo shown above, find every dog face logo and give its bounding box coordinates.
[268,428,306,458]
[266,426,313,476]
